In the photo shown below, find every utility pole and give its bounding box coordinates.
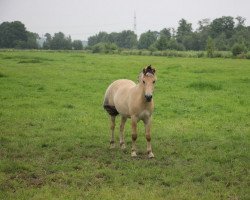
[133,11,137,35]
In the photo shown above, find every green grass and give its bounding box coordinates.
[0,51,249,199]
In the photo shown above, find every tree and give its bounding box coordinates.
[26,31,39,49]
[176,19,192,41]
[43,33,52,49]
[231,27,250,50]
[160,28,171,40]
[88,30,137,49]
[195,19,211,50]
[72,40,83,50]
[87,35,98,46]
[183,32,203,50]
[155,35,168,50]
[108,32,119,44]
[87,32,109,46]
[0,21,28,48]
[50,32,72,50]
[152,28,173,51]
[116,30,137,49]
[176,19,193,50]
[138,30,158,49]
[167,38,185,50]
[214,33,228,50]
[197,18,211,32]
[235,16,246,29]
[210,16,235,38]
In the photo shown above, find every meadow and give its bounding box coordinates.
[0,50,249,199]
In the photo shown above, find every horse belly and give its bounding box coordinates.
[113,81,135,116]
[113,89,131,117]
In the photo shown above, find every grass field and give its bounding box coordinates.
[0,50,249,199]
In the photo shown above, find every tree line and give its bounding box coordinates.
[0,16,249,55]
[0,21,83,50]
[88,16,250,54]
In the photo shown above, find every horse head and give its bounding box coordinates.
[140,65,157,102]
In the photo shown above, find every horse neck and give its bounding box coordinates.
[134,83,150,106]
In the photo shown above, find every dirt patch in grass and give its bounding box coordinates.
[187,81,222,90]
[18,59,43,64]
[192,69,222,73]
[63,104,75,109]
[0,72,7,78]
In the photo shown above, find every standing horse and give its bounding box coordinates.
[103,65,157,158]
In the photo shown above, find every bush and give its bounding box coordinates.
[120,50,129,55]
[104,43,117,53]
[92,42,117,53]
[129,49,141,55]
[152,51,163,56]
[212,51,222,58]
[231,43,247,56]
[246,52,250,59]
[141,50,151,56]
[148,44,157,52]
[197,52,205,58]
[236,53,247,59]
[92,43,104,53]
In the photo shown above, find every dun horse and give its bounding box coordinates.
[103,65,157,158]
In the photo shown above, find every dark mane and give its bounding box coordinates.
[143,65,155,75]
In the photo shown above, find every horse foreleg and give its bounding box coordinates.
[144,117,154,158]
[131,116,138,157]
[120,116,127,149]
[110,116,116,149]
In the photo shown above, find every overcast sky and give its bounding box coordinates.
[1,0,250,40]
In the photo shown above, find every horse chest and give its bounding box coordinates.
[138,109,151,119]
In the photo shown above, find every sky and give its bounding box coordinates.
[1,0,250,40]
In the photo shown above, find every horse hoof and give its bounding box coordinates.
[120,144,126,150]
[110,143,115,149]
[131,151,137,157]
[148,152,155,159]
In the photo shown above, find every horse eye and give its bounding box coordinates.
[153,81,155,84]
[143,80,145,84]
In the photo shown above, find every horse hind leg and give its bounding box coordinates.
[104,104,119,149]
[110,115,116,149]
[119,116,127,150]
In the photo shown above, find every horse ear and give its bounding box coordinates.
[143,68,147,75]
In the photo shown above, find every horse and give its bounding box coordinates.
[103,65,157,158]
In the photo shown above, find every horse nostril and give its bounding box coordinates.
[145,95,152,102]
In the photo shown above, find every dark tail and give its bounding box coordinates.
[103,105,119,116]
[103,90,119,116]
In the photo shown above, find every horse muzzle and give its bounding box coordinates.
[145,94,153,102]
